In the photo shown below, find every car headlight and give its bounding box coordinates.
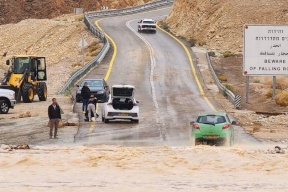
[97,90,105,94]
[8,93,14,99]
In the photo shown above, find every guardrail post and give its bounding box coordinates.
[235,95,241,109]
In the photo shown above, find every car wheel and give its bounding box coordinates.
[104,118,109,123]
[0,100,9,114]
[132,119,139,123]
[102,116,104,122]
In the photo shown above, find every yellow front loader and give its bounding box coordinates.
[0,56,47,103]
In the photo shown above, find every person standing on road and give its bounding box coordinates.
[48,98,61,139]
[87,96,99,122]
[81,82,91,113]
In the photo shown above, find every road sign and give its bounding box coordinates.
[243,25,288,76]
[78,38,88,49]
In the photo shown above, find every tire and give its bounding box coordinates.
[37,82,47,101]
[132,119,139,123]
[0,100,9,114]
[138,27,141,33]
[104,118,109,123]
[22,83,34,103]
[102,116,104,122]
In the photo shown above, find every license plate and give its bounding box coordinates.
[204,135,218,139]
[119,113,128,116]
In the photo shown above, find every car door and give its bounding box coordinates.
[103,79,110,95]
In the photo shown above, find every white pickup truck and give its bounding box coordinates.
[138,19,156,33]
[0,89,16,114]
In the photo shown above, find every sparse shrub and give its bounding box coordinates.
[188,37,197,47]
[218,74,227,82]
[265,89,281,98]
[265,89,273,98]
[76,23,84,28]
[85,56,94,62]
[253,79,260,83]
[158,21,170,32]
[223,51,233,58]
[252,125,261,132]
[208,51,215,57]
[224,84,235,93]
[269,76,288,90]
[75,14,84,21]
[63,89,71,96]
[71,62,82,67]
[275,91,288,106]
[198,39,206,46]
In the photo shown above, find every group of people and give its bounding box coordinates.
[47,82,99,139]
[81,82,99,122]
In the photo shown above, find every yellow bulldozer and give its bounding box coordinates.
[0,55,47,103]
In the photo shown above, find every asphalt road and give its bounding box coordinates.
[74,7,259,147]
[75,7,214,146]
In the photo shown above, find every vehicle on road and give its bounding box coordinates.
[0,56,47,103]
[190,112,236,146]
[76,79,110,103]
[0,88,16,114]
[102,85,139,123]
[138,19,156,33]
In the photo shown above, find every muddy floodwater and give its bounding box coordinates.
[0,144,287,191]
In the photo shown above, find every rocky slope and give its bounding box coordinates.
[0,0,150,25]
[165,0,288,52]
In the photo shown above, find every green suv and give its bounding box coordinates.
[190,112,236,146]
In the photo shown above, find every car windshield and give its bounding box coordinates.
[81,80,103,87]
[197,115,226,124]
[143,21,154,24]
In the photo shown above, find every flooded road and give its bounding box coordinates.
[73,7,259,147]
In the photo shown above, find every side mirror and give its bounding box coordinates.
[6,60,10,65]
[231,120,237,125]
[190,121,195,125]
[76,85,80,87]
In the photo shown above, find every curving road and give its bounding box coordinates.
[74,6,259,146]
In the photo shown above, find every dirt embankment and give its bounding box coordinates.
[165,0,288,142]
[165,0,288,52]
[0,0,151,25]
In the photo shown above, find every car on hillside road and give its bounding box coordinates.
[138,19,156,33]
[190,112,236,146]
[102,85,139,123]
[75,79,110,103]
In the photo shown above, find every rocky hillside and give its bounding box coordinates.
[165,0,288,52]
[0,0,150,25]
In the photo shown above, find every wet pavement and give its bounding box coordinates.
[73,8,260,147]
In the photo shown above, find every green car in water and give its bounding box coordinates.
[190,112,236,146]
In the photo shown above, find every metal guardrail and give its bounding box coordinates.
[58,0,173,94]
[206,52,241,108]
[85,0,174,18]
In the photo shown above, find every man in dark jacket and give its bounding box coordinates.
[48,98,61,139]
[81,82,91,113]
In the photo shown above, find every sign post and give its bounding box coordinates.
[78,37,88,65]
[243,25,288,103]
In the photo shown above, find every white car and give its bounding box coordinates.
[138,19,156,33]
[102,85,139,123]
